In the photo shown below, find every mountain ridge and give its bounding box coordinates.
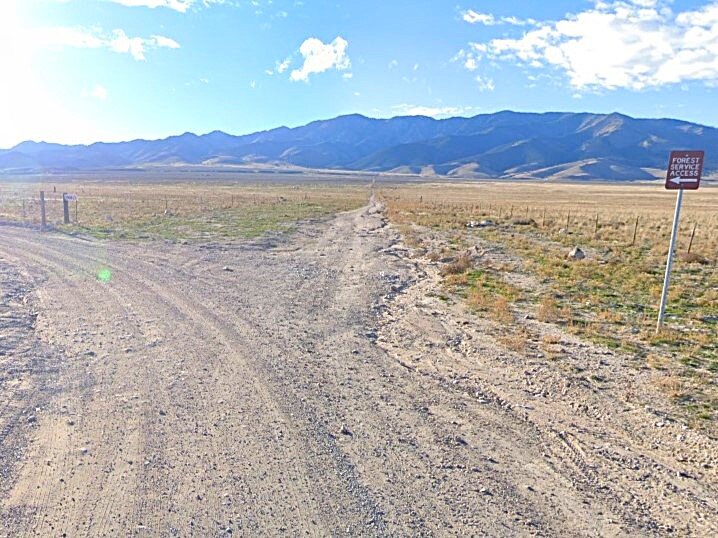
[2,111,716,180]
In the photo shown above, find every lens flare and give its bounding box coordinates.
[97,267,112,283]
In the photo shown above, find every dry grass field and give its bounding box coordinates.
[381,182,718,431]
[0,180,368,241]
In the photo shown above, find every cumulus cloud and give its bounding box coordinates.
[40,27,180,61]
[290,36,350,82]
[461,0,718,91]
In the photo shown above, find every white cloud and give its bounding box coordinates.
[388,59,398,69]
[342,72,353,79]
[464,57,478,71]
[109,0,195,12]
[475,75,495,91]
[462,9,535,26]
[277,57,292,73]
[463,9,494,25]
[391,104,477,119]
[463,0,718,91]
[109,0,285,14]
[250,80,257,89]
[290,36,350,82]
[152,35,181,49]
[265,56,292,76]
[108,29,150,60]
[39,27,180,61]
[452,48,484,72]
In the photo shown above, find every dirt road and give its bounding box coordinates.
[0,199,716,537]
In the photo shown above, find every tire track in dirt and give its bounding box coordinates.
[0,245,97,537]
[0,238,150,537]
[0,228,395,534]
[0,239,238,532]
[26,239,353,533]
[0,258,54,510]
[0,230,374,536]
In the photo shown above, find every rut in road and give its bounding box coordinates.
[0,198,716,537]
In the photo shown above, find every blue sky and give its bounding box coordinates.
[2,0,718,147]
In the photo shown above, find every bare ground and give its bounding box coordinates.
[0,198,716,537]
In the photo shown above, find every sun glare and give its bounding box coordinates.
[0,2,104,148]
[0,3,41,148]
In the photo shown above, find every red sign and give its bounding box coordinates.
[665,150,704,190]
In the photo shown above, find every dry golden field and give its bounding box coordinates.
[380,182,718,430]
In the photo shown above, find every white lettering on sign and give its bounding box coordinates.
[668,158,701,177]
[665,150,704,190]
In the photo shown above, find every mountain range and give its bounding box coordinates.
[2,111,716,181]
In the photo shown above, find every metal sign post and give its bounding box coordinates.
[656,188,684,333]
[656,150,704,333]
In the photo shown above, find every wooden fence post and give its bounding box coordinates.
[40,191,47,230]
[631,215,640,246]
[687,222,697,254]
[62,194,70,224]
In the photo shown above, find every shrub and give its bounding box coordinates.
[537,296,561,322]
[440,254,471,276]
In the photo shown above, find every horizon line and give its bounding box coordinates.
[2,109,711,151]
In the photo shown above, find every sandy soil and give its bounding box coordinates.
[0,198,716,537]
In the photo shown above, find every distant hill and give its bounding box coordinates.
[2,111,716,180]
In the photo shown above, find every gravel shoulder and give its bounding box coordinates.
[0,198,716,537]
